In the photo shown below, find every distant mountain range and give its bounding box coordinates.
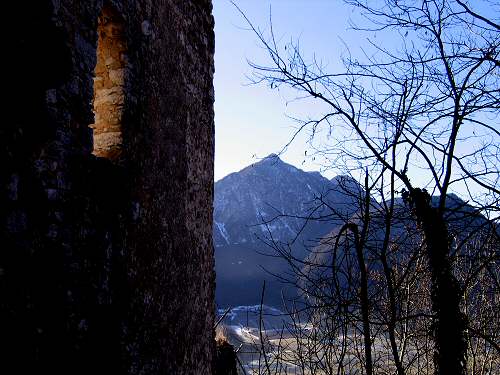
[214,154,362,248]
[214,154,365,307]
[214,154,497,308]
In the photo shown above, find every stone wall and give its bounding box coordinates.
[91,5,128,160]
[1,1,215,374]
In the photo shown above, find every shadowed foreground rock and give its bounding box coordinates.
[1,1,215,374]
[215,339,239,375]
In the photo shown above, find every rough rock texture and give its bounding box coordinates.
[1,1,215,374]
[215,339,239,375]
[91,5,128,160]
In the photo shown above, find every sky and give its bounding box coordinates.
[213,0,356,181]
[212,1,499,211]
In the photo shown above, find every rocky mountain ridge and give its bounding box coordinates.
[213,155,496,308]
[214,154,362,248]
[214,154,365,307]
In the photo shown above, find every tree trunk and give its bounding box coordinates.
[409,189,467,375]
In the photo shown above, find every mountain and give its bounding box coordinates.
[214,154,362,248]
[214,154,364,307]
[213,155,498,309]
[301,192,499,298]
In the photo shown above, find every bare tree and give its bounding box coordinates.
[242,170,498,375]
[234,0,500,374]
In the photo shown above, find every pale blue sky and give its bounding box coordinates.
[212,1,499,211]
[213,0,355,181]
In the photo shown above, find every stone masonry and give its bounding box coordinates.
[91,5,128,160]
[1,1,215,374]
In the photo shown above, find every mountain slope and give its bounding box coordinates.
[214,154,362,248]
[214,155,364,307]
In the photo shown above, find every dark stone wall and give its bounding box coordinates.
[1,1,215,374]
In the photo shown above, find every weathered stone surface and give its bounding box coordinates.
[91,5,128,160]
[1,1,215,374]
